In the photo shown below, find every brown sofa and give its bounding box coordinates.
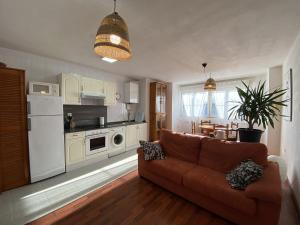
[137,129,282,225]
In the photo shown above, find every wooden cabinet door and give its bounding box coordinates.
[160,84,167,114]
[62,74,81,105]
[126,125,138,149]
[65,137,85,165]
[150,82,167,141]
[82,77,104,94]
[138,123,148,141]
[0,67,29,192]
[104,81,116,106]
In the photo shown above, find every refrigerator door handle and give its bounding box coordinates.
[28,118,31,131]
[27,101,31,114]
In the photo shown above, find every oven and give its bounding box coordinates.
[85,130,109,156]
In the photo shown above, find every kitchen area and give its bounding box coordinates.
[0,65,147,191]
[29,73,147,182]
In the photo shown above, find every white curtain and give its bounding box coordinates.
[175,76,266,133]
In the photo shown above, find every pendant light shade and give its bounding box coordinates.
[94,0,131,61]
[204,77,217,90]
[202,63,216,91]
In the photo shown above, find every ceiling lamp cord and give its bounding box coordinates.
[113,0,116,13]
[202,63,207,77]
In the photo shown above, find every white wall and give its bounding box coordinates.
[267,66,283,155]
[166,82,173,130]
[281,32,300,208]
[0,47,135,122]
[138,78,151,123]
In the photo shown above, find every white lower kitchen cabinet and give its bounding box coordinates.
[65,132,86,166]
[138,123,148,141]
[125,123,148,150]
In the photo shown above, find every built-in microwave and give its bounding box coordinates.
[29,81,59,96]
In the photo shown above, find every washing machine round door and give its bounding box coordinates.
[112,133,124,147]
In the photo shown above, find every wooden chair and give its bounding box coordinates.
[213,124,229,139]
[200,120,212,136]
[227,122,239,141]
[191,121,196,134]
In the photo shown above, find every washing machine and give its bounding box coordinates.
[108,126,126,157]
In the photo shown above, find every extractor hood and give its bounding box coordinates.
[80,91,106,99]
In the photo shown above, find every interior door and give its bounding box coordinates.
[0,67,29,191]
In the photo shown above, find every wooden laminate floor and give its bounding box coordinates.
[29,170,233,225]
[29,170,300,225]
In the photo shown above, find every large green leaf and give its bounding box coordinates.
[228,80,287,129]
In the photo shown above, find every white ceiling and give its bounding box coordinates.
[1,0,300,83]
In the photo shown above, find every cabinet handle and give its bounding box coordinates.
[27,102,31,114]
[28,118,31,131]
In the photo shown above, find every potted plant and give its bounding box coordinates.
[229,81,287,142]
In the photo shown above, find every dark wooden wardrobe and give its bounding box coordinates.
[0,66,29,192]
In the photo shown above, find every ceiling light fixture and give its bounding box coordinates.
[102,57,118,63]
[94,0,131,62]
[202,63,216,91]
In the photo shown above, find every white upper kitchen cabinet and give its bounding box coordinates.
[81,77,104,94]
[104,81,117,106]
[124,81,139,103]
[59,73,81,105]
[65,132,85,165]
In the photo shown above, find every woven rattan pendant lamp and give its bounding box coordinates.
[202,63,216,90]
[94,0,131,62]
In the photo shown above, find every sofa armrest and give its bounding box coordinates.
[245,162,281,205]
[137,147,143,155]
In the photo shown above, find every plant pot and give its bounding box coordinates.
[238,128,263,143]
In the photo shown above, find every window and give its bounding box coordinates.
[181,89,239,120]
[211,91,225,119]
[182,93,193,117]
[181,92,208,117]
[227,91,240,116]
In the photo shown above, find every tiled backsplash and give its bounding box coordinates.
[63,105,107,127]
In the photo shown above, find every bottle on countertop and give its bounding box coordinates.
[65,113,75,129]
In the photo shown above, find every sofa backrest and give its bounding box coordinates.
[160,129,205,164]
[198,138,268,173]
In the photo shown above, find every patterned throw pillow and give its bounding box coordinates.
[139,140,166,161]
[226,159,263,190]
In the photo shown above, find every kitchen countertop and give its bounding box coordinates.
[64,121,146,133]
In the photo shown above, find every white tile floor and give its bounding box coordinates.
[0,150,138,225]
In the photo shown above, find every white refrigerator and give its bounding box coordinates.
[27,95,65,183]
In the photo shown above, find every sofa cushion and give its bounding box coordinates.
[183,166,256,215]
[226,159,263,190]
[198,138,268,173]
[139,140,166,161]
[160,129,204,163]
[139,156,196,184]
